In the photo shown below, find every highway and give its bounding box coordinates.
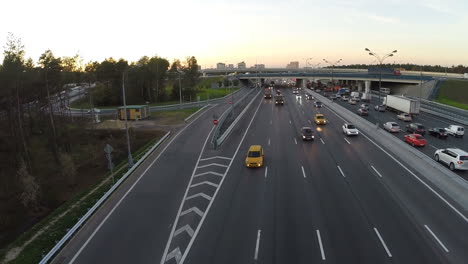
[51,86,468,264]
[330,93,468,181]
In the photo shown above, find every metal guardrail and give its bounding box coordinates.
[211,88,258,149]
[370,93,468,125]
[39,132,172,264]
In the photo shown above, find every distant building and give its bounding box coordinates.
[198,65,202,70]
[254,64,265,69]
[228,64,234,69]
[286,61,299,69]
[216,63,226,69]
[238,61,246,69]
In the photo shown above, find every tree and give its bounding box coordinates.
[38,49,63,163]
[17,157,40,210]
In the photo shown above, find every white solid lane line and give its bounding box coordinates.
[294,138,298,144]
[337,165,346,178]
[316,230,326,260]
[344,138,351,144]
[371,165,383,178]
[301,166,307,178]
[374,228,392,257]
[264,166,268,178]
[270,120,272,125]
[254,230,261,260]
[289,120,292,124]
[429,144,438,150]
[320,138,325,145]
[323,99,468,224]
[424,225,450,253]
[268,138,271,146]
[308,119,312,124]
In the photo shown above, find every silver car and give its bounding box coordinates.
[434,148,468,171]
[383,122,400,133]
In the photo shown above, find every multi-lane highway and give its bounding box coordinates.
[330,93,468,181]
[52,86,468,264]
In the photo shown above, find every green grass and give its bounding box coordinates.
[196,87,239,101]
[435,97,468,110]
[150,107,201,120]
[195,77,223,89]
[0,135,164,264]
[435,80,468,109]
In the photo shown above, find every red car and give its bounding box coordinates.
[404,134,427,147]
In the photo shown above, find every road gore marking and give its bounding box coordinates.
[254,230,261,260]
[316,230,326,260]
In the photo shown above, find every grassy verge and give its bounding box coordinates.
[196,87,239,101]
[435,97,468,110]
[0,135,165,264]
[150,107,201,119]
[435,80,468,109]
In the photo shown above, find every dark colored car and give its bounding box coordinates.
[301,127,314,141]
[314,101,323,108]
[406,123,426,135]
[357,108,369,116]
[374,105,386,112]
[428,128,448,139]
[323,92,329,97]
[305,94,314,100]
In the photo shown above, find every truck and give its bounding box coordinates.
[368,67,401,76]
[264,88,272,99]
[337,87,350,95]
[361,93,371,102]
[383,95,420,115]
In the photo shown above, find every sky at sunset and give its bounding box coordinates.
[1,0,467,68]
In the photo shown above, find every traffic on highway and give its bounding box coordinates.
[47,84,468,264]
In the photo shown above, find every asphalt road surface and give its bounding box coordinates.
[53,87,468,264]
[330,93,468,182]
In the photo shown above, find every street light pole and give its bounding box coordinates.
[364,48,397,127]
[323,58,342,86]
[178,71,182,105]
[420,65,423,101]
[122,70,134,168]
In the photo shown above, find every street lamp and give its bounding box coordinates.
[364,48,397,126]
[122,69,134,168]
[322,58,342,85]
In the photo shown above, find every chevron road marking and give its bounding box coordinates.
[190,181,219,188]
[193,171,224,178]
[197,163,228,169]
[180,207,204,217]
[199,156,232,161]
[185,193,212,201]
[165,247,182,263]
[174,225,195,238]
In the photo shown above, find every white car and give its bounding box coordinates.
[445,125,464,138]
[383,122,400,133]
[342,123,359,136]
[434,148,468,170]
[397,113,412,122]
[341,95,350,101]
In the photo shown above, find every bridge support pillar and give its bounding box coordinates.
[365,80,371,93]
[357,81,363,92]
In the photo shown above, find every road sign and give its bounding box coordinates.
[213,119,218,125]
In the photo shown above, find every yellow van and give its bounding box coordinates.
[245,145,264,168]
[314,114,327,125]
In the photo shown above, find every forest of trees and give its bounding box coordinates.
[0,33,200,248]
[333,63,468,74]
